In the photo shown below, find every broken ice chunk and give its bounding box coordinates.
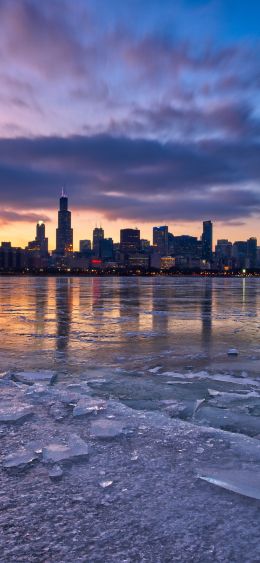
[3,449,38,470]
[49,464,63,481]
[198,469,260,500]
[66,383,90,394]
[73,397,107,417]
[0,403,34,424]
[12,370,56,386]
[194,406,260,436]
[90,419,125,439]
[42,434,89,464]
[227,348,239,356]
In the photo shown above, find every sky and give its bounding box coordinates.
[0,0,260,249]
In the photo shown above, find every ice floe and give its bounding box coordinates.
[42,435,89,464]
[198,469,260,500]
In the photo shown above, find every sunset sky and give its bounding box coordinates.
[0,0,260,249]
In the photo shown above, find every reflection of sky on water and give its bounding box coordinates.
[0,277,260,377]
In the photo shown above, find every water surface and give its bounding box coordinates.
[1,276,260,434]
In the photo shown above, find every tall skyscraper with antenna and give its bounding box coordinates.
[56,190,73,254]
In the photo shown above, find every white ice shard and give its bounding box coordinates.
[12,370,56,386]
[42,434,89,464]
[0,403,34,424]
[90,419,125,439]
[99,480,113,488]
[73,397,107,417]
[227,348,239,356]
[198,469,260,500]
[148,366,162,374]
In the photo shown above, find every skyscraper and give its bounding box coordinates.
[153,226,168,256]
[246,237,257,269]
[120,229,140,253]
[93,227,104,257]
[27,221,48,255]
[202,221,213,262]
[56,191,73,254]
[36,221,48,255]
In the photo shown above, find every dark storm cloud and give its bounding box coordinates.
[0,1,259,227]
[0,134,260,222]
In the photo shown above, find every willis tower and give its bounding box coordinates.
[56,190,73,254]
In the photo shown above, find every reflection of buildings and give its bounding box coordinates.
[56,278,72,352]
[35,278,48,335]
[201,279,213,349]
[91,277,104,312]
[152,279,169,334]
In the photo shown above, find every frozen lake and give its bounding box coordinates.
[1,276,260,561]
[0,276,260,437]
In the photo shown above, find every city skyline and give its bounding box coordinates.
[0,188,257,250]
[0,1,260,246]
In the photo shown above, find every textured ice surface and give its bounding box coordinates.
[12,370,56,386]
[90,418,125,439]
[0,403,34,424]
[198,469,260,500]
[3,448,38,470]
[194,405,260,436]
[42,435,89,464]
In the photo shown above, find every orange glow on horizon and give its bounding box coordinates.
[0,209,259,250]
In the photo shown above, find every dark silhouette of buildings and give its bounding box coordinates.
[56,190,73,254]
[1,196,260,274]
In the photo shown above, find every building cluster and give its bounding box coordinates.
[0,194,259,274]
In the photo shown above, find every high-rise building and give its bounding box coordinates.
[246,237,257,269]
[100,238,114,260]
[153,226,168,256]
[56,191,73,254]
[36,221,48,255]
[172,235,201,258]
[27,221,48,255]
[140,239,151,252]
[120,229,140,253]
[93,227,104,257]
[232,241,247,269]
[202,221,213,262]
[215,239,232,268]
[79,240,92,254]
